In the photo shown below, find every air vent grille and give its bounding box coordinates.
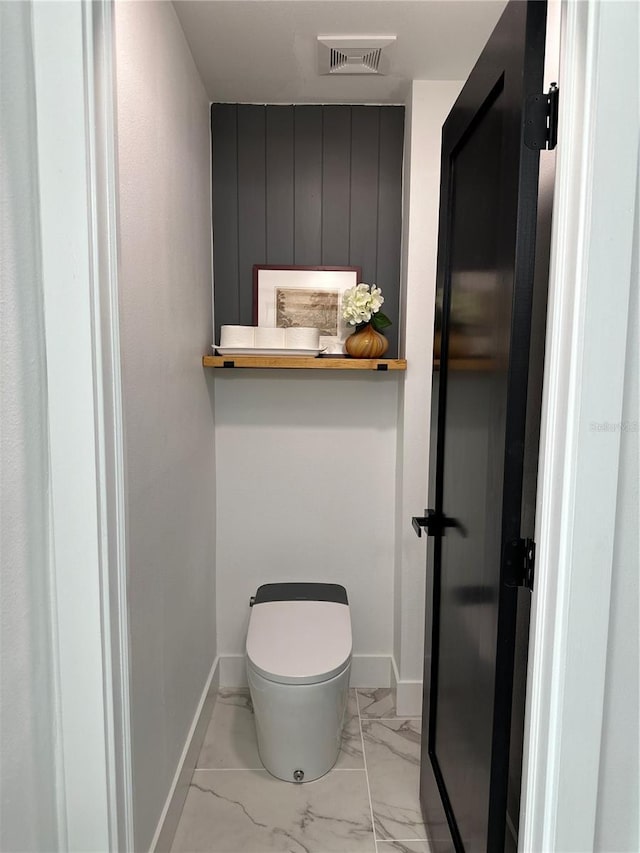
[329,47,382,74]
[318,36,396,76]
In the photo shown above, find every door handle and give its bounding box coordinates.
[412,510,439,537]
[412,510,467,538]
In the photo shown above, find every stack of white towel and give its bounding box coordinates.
[218,325,320,350]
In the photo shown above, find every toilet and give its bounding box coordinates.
[246,582,352,783]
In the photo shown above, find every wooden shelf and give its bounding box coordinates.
[203,355,499,372]
[203,355,407,371]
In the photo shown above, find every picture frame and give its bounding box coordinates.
[253,265,361,354]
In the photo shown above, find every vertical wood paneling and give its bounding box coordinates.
[212,103,404,355]
[211,104,239,342]
[293,106,323,266]
[376,107,405,358]
[322,106,352,266]
[237,105,266,324]
[266,106,294,264]
[349,107,381,285]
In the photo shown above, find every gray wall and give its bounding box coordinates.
[114,3,217,849]
[211,104,404,356]
[0,4,59,849]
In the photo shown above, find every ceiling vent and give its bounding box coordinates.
[317,36,396,76]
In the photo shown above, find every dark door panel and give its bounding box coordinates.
[420,2,551,851]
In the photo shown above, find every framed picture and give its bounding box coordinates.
[253,265,361,354]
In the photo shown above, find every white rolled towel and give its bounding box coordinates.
[254,327,286,348]
[220,325,255,347]
[284,327,320,349]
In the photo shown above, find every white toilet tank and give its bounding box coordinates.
[246,582,352,783]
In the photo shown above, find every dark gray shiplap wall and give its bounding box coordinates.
[211,104,405,356]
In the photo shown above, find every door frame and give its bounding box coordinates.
[520,0,638,850]
[33,0,133,848]
[33,0,636,849]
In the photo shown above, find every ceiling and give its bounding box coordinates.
[173,0,508,104]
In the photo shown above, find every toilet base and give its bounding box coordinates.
[247,661,351,783]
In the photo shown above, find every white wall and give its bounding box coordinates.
[594,174,639,853]
[394,81,463,712]
[214,372,398,685]
[114,3,216,850]
[0,5,59,849]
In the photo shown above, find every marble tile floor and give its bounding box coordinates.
[171,687,431,853]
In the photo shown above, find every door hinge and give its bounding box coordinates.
[504,537,536,591]
[524,82,559,151]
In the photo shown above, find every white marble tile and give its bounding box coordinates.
[377,842,433,853]
[362,719,426,841]
[197,689,260,769]
[171,769,376,852]
[357,688,398,719]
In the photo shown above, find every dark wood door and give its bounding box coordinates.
[418,2,553,851]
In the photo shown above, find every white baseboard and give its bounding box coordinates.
[219,654,393,688]
[391,656,424,717]
[391,656,399,691]
[396,681,423,717]
[151,656,219,853]
[220,654,422,713]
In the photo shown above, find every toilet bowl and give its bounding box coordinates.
[246,582,352,783]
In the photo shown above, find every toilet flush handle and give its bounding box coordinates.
[249,596,256,607]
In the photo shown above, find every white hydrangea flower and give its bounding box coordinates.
[342,283,385,326]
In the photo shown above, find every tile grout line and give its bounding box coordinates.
[356,689,379,853]
[366,717,422,722]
